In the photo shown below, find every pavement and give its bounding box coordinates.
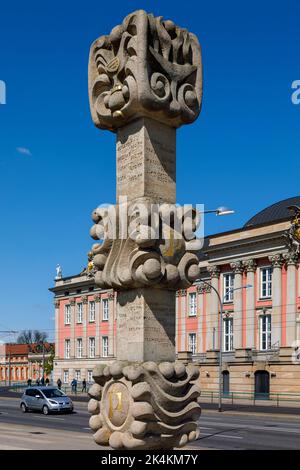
[1,396,300,450]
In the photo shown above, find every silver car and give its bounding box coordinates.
[20,387,74,415]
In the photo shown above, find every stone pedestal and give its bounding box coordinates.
[117,289,175,362]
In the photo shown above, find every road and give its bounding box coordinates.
[1,397,300,450]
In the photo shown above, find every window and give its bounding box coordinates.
[260,267,272,298]
[63,370,69,384]
[102,299,109,321]
[188,333,197,355]
[76,338,83,358]
[102,336,109,357]
[77,303,83,323]
[89,337,95,358]
[87,370,93,383]
[260,315,271,351]
[223,273,234,303]
[64,305,71,325]
[223,318,233,352]
[89,301,95,322]
[188,293,197,317]
[64,339,70,359]
[75,369,81,381]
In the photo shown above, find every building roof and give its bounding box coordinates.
[243,196,300,228]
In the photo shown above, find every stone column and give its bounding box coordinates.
[284,252,298,346]
[207,266,220,351]
[70,299,76,358]
[94,294,101,357]
[197,286,204,353]
[269,254,284,347]
[87,9,203,450]
[243,260,257,349]
[54,300,60,359]
[230,261,244,350]
[82,296,88,358]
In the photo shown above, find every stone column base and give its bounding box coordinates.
[88,360,201,450]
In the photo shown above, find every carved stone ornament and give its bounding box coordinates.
[284,209,300,257]
[88,361,201,450]
[269,254,284,268]
[230,260,244,274]
[54,300,60,309]
[243,259,257,273]
[70,299,76,306]
[196,282,211,294]
[90,203,201,290]
[207,265,220,279]
[88,9,202,131]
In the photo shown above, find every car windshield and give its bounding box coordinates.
[42,388,65,398]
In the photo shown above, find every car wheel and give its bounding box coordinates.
[42,405,49,415]
[20,403,28,413]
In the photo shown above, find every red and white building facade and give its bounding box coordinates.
[51,197,300,396]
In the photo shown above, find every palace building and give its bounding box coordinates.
[50,196,300,397]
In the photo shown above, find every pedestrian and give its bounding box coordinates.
[57,378,62,390]
[82,378,87,393]
[40,376,45,386]
[36,378,40,386]
[71,378,77,394]
[45,377,50,386]
[27,378,32,387]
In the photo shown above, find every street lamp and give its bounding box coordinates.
[197,280,252,412]
[201,207,235,216]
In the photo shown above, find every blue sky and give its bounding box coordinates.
[0,0,300,339]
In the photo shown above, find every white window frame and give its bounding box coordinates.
[64,339,70,359]
[63,370,69,384]
[89,301,95,322]
[260,267,272,299]
[223,317,233,352]
[76,302,83,324]
[89,337,95,358]
[223,273,234,303]
[76,338,83,358]
[188,292,197,317]
[102,299,109,321]
[87,370,93,383]
[64,305,71,325]
[75,369,81,381]
[102,336,109,357]
[260,314,272,351]
[188,333,197,355]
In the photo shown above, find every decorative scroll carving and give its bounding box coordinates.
[88,361,201,450]
[54,300,60,309]
[90,204,201,290]
[70,299,76,306]
[176,289,187,297]
[89,10,202,131]
[82,295,88,304]
[94,294,101,302]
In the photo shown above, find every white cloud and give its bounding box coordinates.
[16,147,32,156]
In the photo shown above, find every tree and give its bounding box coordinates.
[44,345,55,376]
[17,330,48,346]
